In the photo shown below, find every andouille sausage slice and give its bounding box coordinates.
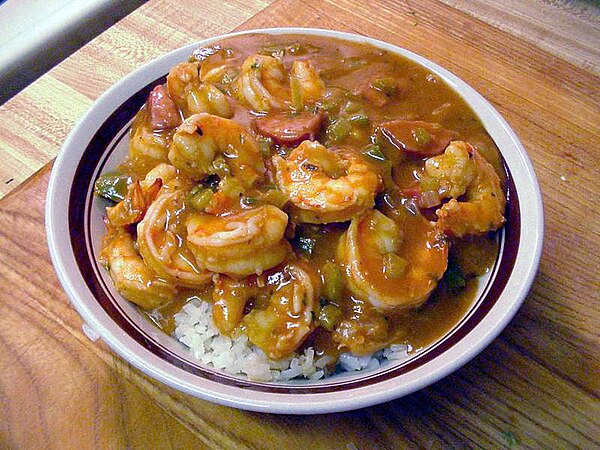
[254,111,324,145]
[147,85,182,130]
[360,77,408,108]
[380,120,457,157]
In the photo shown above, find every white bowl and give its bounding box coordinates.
[46,28,544,414]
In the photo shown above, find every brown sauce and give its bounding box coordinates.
[100,33,505,361]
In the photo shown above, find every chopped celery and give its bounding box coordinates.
[370,77,398,96]
[318,88,344,112]
[241,196,258,207]
[189,184,203,196]
[318,304,343,330]
[418,174,440,191]
[321,262,344,302]
[219,177,244,198]
[344,101,362,114]
[258,137,274,158]
[261,189,288,208]
[210,156,231,177]
[189,188,213,210]
[327,117,352,142]
[290,76,303,110]
[349,114,370,127]
[259,44,286,58]
[412,127,431,145]
[362,144,387,162]
[287,43,319,55]
[320,99,339,111]
[94,171,130,202]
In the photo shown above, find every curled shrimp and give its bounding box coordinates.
[142,162,193,193]
[184,82,232,118]
[166,61,200,112]
[106,179,162,227]
[243,263,319,359]
[166,61,232,117]
[237,55,289,111]
[186,205,291,276]
[290,60,325,109]
[200,63,228,84]
[168,113,265,187]
[140,163,177,189]
[99,221,176,309]
[425,141,506,237]
[273,140,382,223]
[212,275,260,335]
[105,163,178,227]
[129,109,173,167]
[137,190,213,288]
[338,209,448,311]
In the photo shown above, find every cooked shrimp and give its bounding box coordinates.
[243,263,318,359]
[237,55,289,111]
[140,163,177,189]
[137,190,213,288]
[425,141,506,237]
[99,221,176,309]
[105,163,179,227]
[166,61,200,112]
[424,139,476,198]
[273,140,382,223]
[186,205,291,276]
[129,110,173,167]
[200,64,228,84]
[184,83,233,118]
[338,209,448,311]
[166,61,232,118]
[290,60,325,109]
[168,113,265,187]
[106,179,162,227]
[212,275,260,335]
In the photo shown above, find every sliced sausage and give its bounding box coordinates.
[254,111,324,145]
[360,77,408,107]
[147,85,182,130]
[360,84,390,107]
[380,120,457,157]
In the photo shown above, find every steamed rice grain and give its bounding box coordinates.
[174,299,411,382]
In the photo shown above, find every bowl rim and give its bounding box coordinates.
[46,27,544,414]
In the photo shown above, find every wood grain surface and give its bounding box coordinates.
[438,0,600,74]
[0,0,598,200]
[1,0,599,448]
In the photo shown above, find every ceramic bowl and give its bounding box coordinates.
[46,28,544,414]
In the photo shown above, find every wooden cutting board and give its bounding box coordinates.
[0,0,598,448]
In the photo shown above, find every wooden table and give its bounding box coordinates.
[1,0,598,448]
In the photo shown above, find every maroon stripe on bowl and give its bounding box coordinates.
[69,74,520,395]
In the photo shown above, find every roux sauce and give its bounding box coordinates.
[125,34,504,359]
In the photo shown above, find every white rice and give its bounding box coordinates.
[174,299,411,382]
